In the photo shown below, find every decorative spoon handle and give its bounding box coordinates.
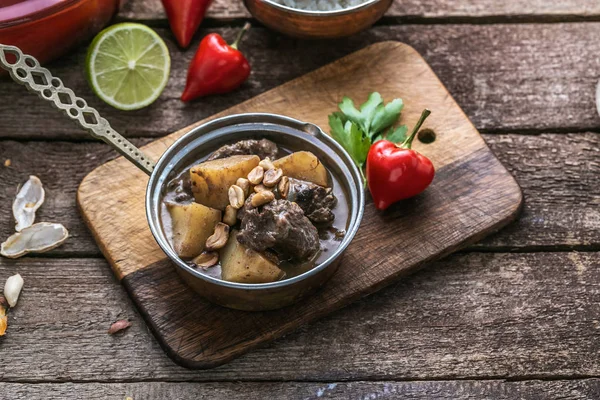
[0,44,155,176]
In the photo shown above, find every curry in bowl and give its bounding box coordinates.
[161,138,349,284]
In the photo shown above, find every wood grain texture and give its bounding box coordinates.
[1,133,596,256]
[118,0,600,20]
[77,42,521,367]
[3,379,600,399]
[475,132,600,250]
[0,0,596,392]
[0,252,598,382]
[2,23,599,140]
[0,139,150,256]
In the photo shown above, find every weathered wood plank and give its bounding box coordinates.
[0,252,598,381]
[119,0,600,21]
[476,133,600,250]
[3,379,600,399]
[1,24,598,140]
[385,0,600,19]
[0,133,596,256]
[120,0,250,20]
[0,139,151,256]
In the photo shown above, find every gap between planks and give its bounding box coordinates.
[3,379,600,400]
[21,245,600,259]
[3,128,600,143]
[4,375,600,385]
[114,14,600,28]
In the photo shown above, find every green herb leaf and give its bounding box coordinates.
[329,92,406,186]
[338,93,403,141]
[358,92,383,133]
[329,113,371,169]
[339,92,384,136]
[329,113,347,147]
[338,97,366,131]
[330,111,348,125]
[370,98,404,137]
[344,121,371,167]
[386,124,408,143]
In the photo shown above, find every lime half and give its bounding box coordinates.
[86,23,170,111]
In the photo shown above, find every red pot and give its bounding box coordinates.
[0,0,122,65]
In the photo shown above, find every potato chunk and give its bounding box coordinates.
[190,155,260,210]
[220,231,282,284]
[272,151,329,187]
[166,202,221,258]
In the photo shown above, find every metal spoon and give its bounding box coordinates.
[0,44,155,175]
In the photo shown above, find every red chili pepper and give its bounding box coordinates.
[181,23,251,102]
[366,110,435,210]
[161,0,213,48]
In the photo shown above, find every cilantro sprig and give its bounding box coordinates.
[328,92,407,183]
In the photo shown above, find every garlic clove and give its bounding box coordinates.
[13,175,45,232]
[4,274,24,308]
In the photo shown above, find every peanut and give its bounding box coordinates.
[223,205,238,226]
[263,168,283,187]
[259,158,275,171]
[205,222,230,251]
[236,177,251,197]
[253,184,273,193]
[192,251,219,269]
[228,185,245,209]
[278,176,289,198]
[247,166,265,185]
[251,190,275,207]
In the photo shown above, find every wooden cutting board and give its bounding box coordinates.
[78,41,522,368]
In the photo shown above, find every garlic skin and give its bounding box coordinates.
[4,274,24,307]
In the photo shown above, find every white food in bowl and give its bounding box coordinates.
[270,0,367,11]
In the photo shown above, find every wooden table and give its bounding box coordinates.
[1,1,599,398]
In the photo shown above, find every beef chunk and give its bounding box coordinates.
[208,139,279,161]
[237,199,320,261]
[236,194,255,222]
[165,174,193,203]
[282,178,337,224]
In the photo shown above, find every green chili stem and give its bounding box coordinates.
[230,22,251,50]
[400,109,431,149]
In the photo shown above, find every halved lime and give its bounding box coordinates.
[86,23,171,111]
